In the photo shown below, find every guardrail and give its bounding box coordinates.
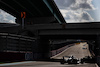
[50,44,75,57]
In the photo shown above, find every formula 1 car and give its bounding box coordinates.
[60,55,80,64]
[80,56,95,63]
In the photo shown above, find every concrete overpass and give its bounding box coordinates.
[26,22,100,40]
[0,0,66,24]
[0,22,100,40]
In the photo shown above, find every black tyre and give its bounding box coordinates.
[60,61,65,64]
[81,59,84,64]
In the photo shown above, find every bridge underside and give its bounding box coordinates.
[0,0,66,24]
[39,35,97,40]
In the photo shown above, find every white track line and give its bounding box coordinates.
[0,61,35,66]
[95,64,99,67]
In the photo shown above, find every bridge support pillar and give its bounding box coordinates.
[33,37,50,60]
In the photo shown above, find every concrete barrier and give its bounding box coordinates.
[50,44,74,57]
[25,52,33,60]
[0,52,25,62]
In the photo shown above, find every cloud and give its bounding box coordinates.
[61,10,94,22]
[54,0,76,9]
[59,9,69,17]
[9,20,15,23]
[0,9,16,23]
[81,11,93,21]
[54,0,95,23]
[55,0,94,10]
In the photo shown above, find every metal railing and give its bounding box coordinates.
[0,33,36,53]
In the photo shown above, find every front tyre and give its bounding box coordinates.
[60,61,65,64]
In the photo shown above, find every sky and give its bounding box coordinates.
[54,0,100,23]
[0,9,16,23]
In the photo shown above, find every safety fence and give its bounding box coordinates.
[50,44,75,57]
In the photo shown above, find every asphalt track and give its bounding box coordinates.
[0,42,97,67]
[51,42,91,59]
